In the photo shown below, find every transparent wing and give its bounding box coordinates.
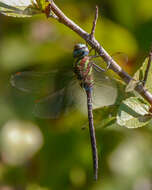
[92,69,117,109]
[10,71,56,94]
[33,69,118,119]
[91,52,127,108]
[68,69,118,113]
[68,80,88,115]
[33,79,89,119]
[10,70,74,95]
[10,68,117,119]
[0,0,40,17]
[34,88,68,119]
[11,69,86,119]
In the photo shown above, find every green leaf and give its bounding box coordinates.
[117,97,152,128]
[0,0,51,17]
[126,57,152,92]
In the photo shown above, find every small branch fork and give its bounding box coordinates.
[90,6,98,40]
[143,47,152,86]
[48,0,152,105]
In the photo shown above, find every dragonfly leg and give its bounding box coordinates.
[93,63,105,72]
[91,54,111,72]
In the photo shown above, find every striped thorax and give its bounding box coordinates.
[73,43,93,90]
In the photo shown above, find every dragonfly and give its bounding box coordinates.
[11,43,118,180]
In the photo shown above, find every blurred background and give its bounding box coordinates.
[0,0,152,189]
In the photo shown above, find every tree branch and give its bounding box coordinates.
[48,0,152,105]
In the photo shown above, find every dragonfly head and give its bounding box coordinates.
[73,43,89,58]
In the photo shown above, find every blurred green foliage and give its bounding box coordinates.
[0,0,152,190]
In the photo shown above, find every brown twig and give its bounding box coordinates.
[143,47,152,86]
[90,6,98,40]
[48,0,152,105]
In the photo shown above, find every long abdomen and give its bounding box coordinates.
[86,88,98,180]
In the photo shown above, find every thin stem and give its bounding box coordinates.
[90,6,99,40]
[143,49,152,86]
[48,0,152,105]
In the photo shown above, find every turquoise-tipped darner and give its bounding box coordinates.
[10,43,118,180]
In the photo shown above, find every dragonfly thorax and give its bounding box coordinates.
[74,55,94,90]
